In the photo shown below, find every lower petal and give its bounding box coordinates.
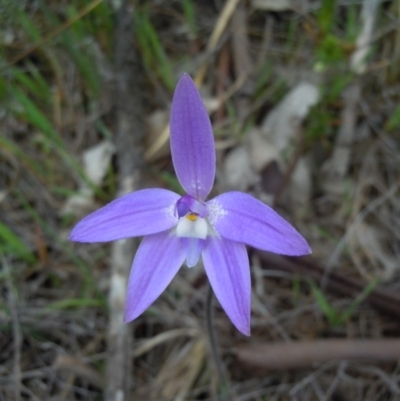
[202,237,251,336]
[181,238,205,267]
[124,230,186,322]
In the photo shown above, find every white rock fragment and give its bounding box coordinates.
[83,140,115,185]
[62,141,115,216]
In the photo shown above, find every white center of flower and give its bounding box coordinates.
[176,213,208,239]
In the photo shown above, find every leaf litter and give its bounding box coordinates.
[1,1,400,400]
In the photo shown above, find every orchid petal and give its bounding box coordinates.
[176,195,207,218]
[124,230,185,322]
[69,189,179,242]
[170,74,216,200]
[207,192,311,256]
[202,237,251,336]
[181,238,205,267]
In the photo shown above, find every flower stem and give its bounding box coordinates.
[205,283,229,400]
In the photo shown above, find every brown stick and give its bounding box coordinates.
[105,1,145,400]
[235,339,400,371]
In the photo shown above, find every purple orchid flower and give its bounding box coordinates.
[69,74,311,336]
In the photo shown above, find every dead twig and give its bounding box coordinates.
[54,354,105,390]
[144,0,241,162]
[3,256,22,401]
[105,1,145,400]
[205,284,230,401]
[320,84,360,193]
[133,328,199,358]
[194,0,241,86]
[258,251,400,318]
[235,339,400,371]
[231,4,252,80]
[323,181,400,287]
[273,127,305,207]
[350,0,380,74]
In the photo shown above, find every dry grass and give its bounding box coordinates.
[1,0,400,400]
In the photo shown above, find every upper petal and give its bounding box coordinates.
[124,230,185,322]
[207,192,311,256]
[69,188,179,242]
[202,237,251,336]
[170,74,216,200]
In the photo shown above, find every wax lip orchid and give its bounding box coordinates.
[69,74,311,336]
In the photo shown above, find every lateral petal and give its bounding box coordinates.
[69,188,179,242]
[170,74,216,201]
[207,192,311,256]
[202,237,251,336]
[124,230,185,322]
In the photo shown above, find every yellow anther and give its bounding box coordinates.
[186,213,198,221]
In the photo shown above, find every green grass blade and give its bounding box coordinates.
[182,0,197,37]
[15,190,103,300]
[46,298,106,311]
[10,87,106,198]
[342,279,379,321]
[135,9,175,90]
[37,0,101,95]
[316,0,336,34]
[10,66,52,103]
[0,222,36,263]
[0,136,47,177]
[309,280,341,326]
[10,87,62,146]
[17,8,42,42]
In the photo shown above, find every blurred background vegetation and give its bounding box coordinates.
[1,0,400,400]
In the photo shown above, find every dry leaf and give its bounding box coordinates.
[224,145,259,191]
[260,82,319,152]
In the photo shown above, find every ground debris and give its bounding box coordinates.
[2,1,400,400]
